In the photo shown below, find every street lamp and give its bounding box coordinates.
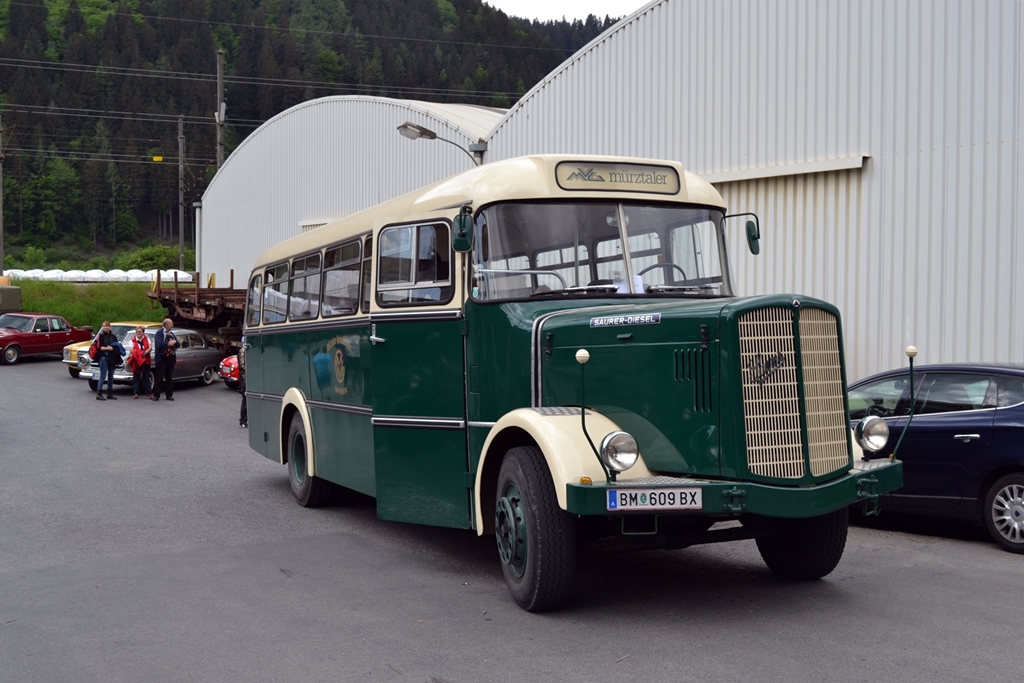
[397,121,486,166]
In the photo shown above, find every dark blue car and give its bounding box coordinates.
[848,363,1024,553]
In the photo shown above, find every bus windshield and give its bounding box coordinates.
[470,202,731,302]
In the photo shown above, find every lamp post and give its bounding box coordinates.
[396,122,486,166]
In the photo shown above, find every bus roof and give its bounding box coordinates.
[253,155,726,271]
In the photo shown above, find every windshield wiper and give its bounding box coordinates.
[646,284,707,293]
[565,285,620,294]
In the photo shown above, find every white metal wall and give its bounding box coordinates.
[200,96,502,289]
[486,0,1024,381]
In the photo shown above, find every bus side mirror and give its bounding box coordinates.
[746,219,760,255]
[453,208,474,252]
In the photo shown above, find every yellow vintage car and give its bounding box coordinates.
[62,321,161,377]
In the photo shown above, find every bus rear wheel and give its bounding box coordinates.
[755,508,848,579]
[495,446,576,612]
[287,413,332,508]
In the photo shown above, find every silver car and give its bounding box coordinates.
[79,327,225,392]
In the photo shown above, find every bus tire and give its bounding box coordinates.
[495,445,576,612]
[755,508,848,580]
[287,412,331,508]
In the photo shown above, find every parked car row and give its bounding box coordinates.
[75,326,226,391]
[62,321,161,377]
[849,363,1024,554]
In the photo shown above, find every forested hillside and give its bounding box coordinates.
[0,0,616,268]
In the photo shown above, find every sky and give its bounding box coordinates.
[485,0,646,23]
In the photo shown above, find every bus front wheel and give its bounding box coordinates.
[755,508,848,579]
[495,446,576,612]
[286,413,332,508]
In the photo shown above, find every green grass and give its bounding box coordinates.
[18,281,167,329]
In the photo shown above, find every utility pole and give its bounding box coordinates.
[216,49,226,168]
[178,114,185,271]
[0,114,5,277]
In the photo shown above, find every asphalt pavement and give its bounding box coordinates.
[0,355,1019,683]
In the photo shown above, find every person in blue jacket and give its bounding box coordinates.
[151,318,178,401]
[94,320,123,401]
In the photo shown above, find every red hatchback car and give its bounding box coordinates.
[0,313,93,365]
[219,354,240,389]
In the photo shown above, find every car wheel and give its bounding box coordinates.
[197,366,216,386]
[495,445,577,612]
[755,508,848,579]
[88,379,98,391]
[2,344,21,365]
[983,474,1024,554]
[225,380,238,390]
[68,367,80,378]
[287,412,332,507]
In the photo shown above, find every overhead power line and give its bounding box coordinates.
[5,148,213,167]
[0,102,264,128]
[0,57,526,99]
[4,147,210,163]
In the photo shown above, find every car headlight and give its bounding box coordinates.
[855,416,890,452]
[600,431,639,472]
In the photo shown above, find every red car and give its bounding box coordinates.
[219,354,240,389]
[0,313,93,365]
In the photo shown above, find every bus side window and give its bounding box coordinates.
[246,275,262,327]
[361,237,372,314]
[322,240,361,317]
[376,223,453,306]
[263,264,289,324]
[288,253,322,321]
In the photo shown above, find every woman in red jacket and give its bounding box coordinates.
[127,325,152,399]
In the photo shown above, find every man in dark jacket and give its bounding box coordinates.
[151,318,178,401]
[95,320,121,401]
[238,338,247,427]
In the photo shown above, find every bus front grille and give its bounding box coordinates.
[738,306,847,479]
[798,308,850,476]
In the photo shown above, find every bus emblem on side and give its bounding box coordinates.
[325,335,357,396]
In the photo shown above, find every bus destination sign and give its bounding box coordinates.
[555,161,681,194]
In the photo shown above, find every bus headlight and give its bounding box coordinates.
[855,416,890,452]
[600,431,639,472]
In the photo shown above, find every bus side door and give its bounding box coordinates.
[244,274,270,458]
[370,312,469,528]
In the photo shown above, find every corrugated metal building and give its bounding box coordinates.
[200,0,1022,380]
[484,0,1024,381]
[199,97,503,288]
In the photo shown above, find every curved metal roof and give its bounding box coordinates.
[213,95,505,191]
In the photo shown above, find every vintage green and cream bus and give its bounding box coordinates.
[244,154,901,611]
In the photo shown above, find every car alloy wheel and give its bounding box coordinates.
[985,474,1024,554]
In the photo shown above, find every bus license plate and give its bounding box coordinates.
[607,487,702,511]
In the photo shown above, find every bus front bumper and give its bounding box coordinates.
[564,459,902,518]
